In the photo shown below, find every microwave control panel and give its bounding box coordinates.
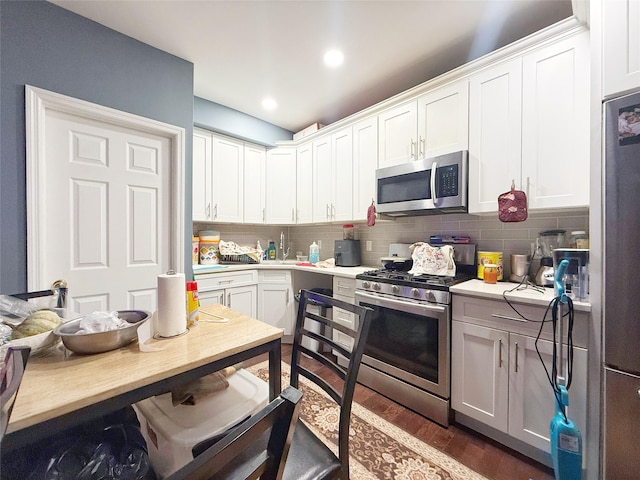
[436,165,459,197]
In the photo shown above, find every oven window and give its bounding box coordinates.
[361,301,439,384]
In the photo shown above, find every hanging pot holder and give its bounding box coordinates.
[498,180,528,223]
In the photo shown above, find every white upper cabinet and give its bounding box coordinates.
[243,144,266,224]
[352,116,378,222]
[521,31,590,210]
[469,57,523,214]
[192,128,213,222]
[265,146,296,224]
[192,129,265,224]
[378,81,469,169]
[312,136,332,222]
[332,127,354,222]
[312,127,353,223]
[295,142,313,224]
[417,79,469,159]
[469,30,589,214]
[378,101,418,168]
[211,135,244,222]
[603,0,640,97]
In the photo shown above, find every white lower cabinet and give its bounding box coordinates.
[331,277,356,366]
[257,270,295,336]
[197,270,258,319]
[451,296,588,455]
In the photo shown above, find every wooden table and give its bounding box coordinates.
[3,304,282,451]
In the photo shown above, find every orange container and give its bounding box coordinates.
[483,264,499,284]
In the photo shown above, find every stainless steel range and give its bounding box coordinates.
[354,243,476,426]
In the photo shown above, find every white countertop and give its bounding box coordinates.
[450,279,591,312]
[193,262,375,279]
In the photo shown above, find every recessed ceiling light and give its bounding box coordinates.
[323,49,344,68]
[262,98,278,111]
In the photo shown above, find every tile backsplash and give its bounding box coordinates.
[194,208,588,278]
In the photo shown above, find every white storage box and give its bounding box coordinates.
[134,368,268,479]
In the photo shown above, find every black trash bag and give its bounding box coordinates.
[1,407,154,480]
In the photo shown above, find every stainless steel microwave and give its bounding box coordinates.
[375,150,468,216]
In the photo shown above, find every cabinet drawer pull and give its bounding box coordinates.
[410,138,416,158]
[219,280,233,285]
[515,342,519,373]
[491,313,527,323]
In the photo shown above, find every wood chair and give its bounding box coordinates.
[283,289,373,480]
[1,346,31,439]
[166,385,303,480]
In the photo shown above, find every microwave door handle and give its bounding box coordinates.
[430,161,438,203]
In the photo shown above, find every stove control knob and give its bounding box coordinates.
[373,283,381,291]
[426,291,436,302]
[362,281,371,289]
[411,288,421,298]
[392,285,400,294]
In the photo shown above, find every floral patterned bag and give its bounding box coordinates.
[408,243,456,277]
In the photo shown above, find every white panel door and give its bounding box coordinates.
[469,58,522,214]
[296,142,313,224]
[603,0,640,97]
[332,127,353,222]
[312,136,332,222]
[192,129,212,221]
[378,101,418,168]
[265,147,296,224]
[243,144,266,224]
[212,135,244,223]
[451,321,509,432]
[417,79,469,159]
[509,334,588,453]
[43,109,171,314]
[521,32,590,210]
[352,116,378,222]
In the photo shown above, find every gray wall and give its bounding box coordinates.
[0,0,194,294]
[195,97,292,147]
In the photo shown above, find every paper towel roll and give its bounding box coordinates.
[157,272,187,338]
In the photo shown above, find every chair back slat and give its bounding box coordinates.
[167,385,303,480]
[1,346,31,439]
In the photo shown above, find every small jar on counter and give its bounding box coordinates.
[342,224,355,240]
[569,231,589,249]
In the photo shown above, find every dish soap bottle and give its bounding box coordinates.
[309,241,320,264]
[267,240,277,260]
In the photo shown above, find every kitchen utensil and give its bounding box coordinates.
[510,254,530,282]
[535,257,555,287]
[54,310,150,354]
[538,229,567,257]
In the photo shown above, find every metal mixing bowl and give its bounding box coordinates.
[54,310,150,354]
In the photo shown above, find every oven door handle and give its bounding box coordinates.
[355,290,447,315]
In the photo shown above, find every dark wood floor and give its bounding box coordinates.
[246,344,555,480]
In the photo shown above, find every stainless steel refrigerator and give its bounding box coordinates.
[603,90,640,479]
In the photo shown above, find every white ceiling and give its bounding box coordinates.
[49,0,574,133]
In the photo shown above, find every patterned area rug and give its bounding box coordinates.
[246,361,489,480]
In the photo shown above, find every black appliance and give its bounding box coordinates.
[354,243,476,426]
[334,240,361,267]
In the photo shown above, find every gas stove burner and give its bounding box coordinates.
[356,269,474,290]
